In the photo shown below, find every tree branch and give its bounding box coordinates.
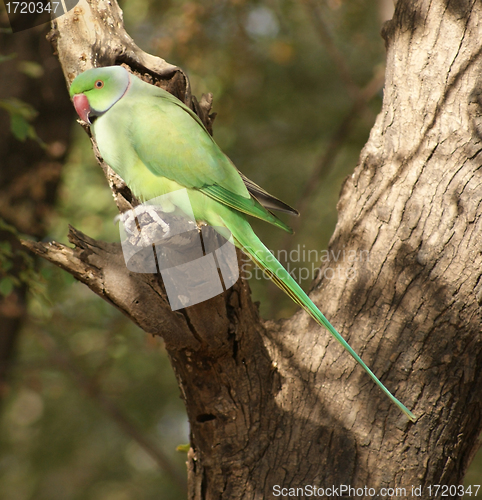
[22,227,199,351]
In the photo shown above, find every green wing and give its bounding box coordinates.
[148,89,299,216]
[127,83,293,232]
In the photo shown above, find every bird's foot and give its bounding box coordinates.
[115,205,171,245]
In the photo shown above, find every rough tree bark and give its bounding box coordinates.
[22,0,482,498]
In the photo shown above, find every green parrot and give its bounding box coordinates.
[70,66,415,422]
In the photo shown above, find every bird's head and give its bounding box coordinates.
[69,66,130,124]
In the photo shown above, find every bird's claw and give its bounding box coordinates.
[115,205,171,242]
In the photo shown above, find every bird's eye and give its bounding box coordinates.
[95,80,104,89]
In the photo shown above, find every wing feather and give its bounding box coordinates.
[126,81,295,231]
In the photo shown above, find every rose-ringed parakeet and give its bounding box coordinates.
[69,66,415,422]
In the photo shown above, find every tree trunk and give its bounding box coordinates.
[24,0,482,497]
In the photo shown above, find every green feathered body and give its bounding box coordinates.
[92,76,290,236]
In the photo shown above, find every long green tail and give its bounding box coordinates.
[228,219,416,422]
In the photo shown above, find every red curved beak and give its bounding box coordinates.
[73,94,91,124]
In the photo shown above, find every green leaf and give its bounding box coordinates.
[18,61,44,79]
[10,113,30,141]
[0,98,37,120]
[0,240,13,256]
[0,277,14,297]
[2,260,13,272]
[0,219,18,234]
[0,52,16,64]
[0,98,45,147]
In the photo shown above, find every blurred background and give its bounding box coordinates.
[0,0,480,499]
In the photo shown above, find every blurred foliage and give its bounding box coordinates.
[0,0,481,498]
[0,51,45,145]
[0,97,43,143]
[0,218,44,299]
